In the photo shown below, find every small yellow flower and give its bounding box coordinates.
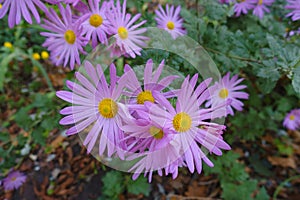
[41,51,49,60]
[4,42,13,49]
[32,53,41,60]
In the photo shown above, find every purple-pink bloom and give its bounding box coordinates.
[283,109,300,130]
[155,4,187,39]
[80,0,111,48]
[129,75,230,182]
[253,0,274,19]
[206,73,249,116]
[41,4,87,70]
[286,0,300,21]
[57,61,131,159]
[3,170,26,191]
[107,0,148,58]
[0,0,47,28]
[234,0,256,17]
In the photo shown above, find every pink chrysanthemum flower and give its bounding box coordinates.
[57,61,131,158]
[0,0,47,28]
[283,109,300,130]
[206,73,249,116]
[155,4,187,39]
[107,0,148,58]
[3,170,26,191]
[123,59,178,107]
[80,0,111,48]
[285,0,300,21]
[41,4,87,70]
[234,0,256,17]
[253,0,274,19]
[129,75,230,182]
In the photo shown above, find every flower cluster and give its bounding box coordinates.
[57,60,249,181]
[0,170,27,191]
[283,109,300,130]
[285,0,300,21]
[0,0,186,70]
[219,0,275,19]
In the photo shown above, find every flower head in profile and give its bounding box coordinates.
[155,4,187,39]
[234,0,256,17]
[283,109,300,130]
[80,0,111,48]
[285,0,300,21]
[57,61,131,158]
[253,0,274,19]
[0,0,47,28]
[41,4,87,70]
[2,170,26,191]
[129,75,231,182]
[107,0,148,58]
[206,73,248,116]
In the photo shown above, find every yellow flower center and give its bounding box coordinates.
[64,30,76,44]
[32,53,41,60]
[149,126,164,140]
[41,51,49,60]
[289,115,295,121]
[89,14,103,27]
[98,98,118,118]
[166,21,175,30]
[173,112,192,133]
[0,4,2,9]
[11,177,17,181]
[4,42,13,49]
[118,26,128,39]
[137,90,155,104]
[219,88,229,99]
[258,0,263,5]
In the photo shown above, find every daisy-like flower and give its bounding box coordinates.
[206,73,249,116]
[80,0,111,48]
[283,109,300,130]
[57,61,131,158]
[234,0,256,17]
[155,4,187,39]
[129,75,231,181]
[252,0,274,19]
[285,0,300,21]
[41,4,87,70]
[2,170,26,191]
[0,0,47,28]
[123,59,178,107]
[107,0,148,58]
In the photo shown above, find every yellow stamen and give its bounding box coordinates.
[219,88,229,99]
[98,98,118,118]
[4,42,13,49]
[149,126,164,139]
[118,26,128,39]
[11,177,17,181]
[0,4,2,9]
[32,53,41,60]
[41,51,49,60]
[137,90,155,104]
[64,30,76,44]
[89,14,103,27]
[289,115,295,121]
[258,0,263,5]
[166,21,175,30]
[173,112,192,133]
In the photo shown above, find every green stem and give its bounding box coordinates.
[273,175,300,200]
[203,46,262,64]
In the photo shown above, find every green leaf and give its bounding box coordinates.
[292,66,300,95]
[127,176,150,196]
[221,180,258,200]
[32,127,47,146]
[14,107,33,131]
[255,187,269,200]
[0,52,16,90]
[101,171,125,200]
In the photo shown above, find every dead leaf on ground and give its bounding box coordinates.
[267,156,297,169]
[185,181,207,197]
